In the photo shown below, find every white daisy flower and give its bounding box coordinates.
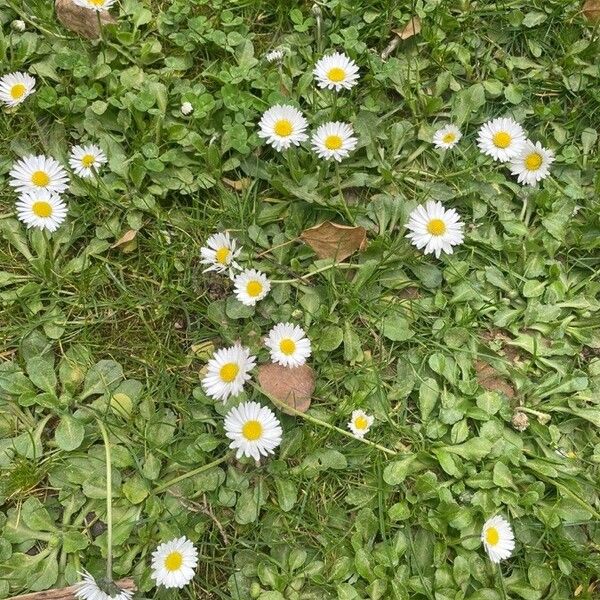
[75,570,133,600]
[264,322,312,368]
[0,72,35,107]
[477,117,526,162]
[233,268,270,306]
[202,343,256,402]
[405,200,464,258]
[11,20,26,32]
[481,515,515,563]
[150,536,198,589]
[72,0,116,11]
[347,410,374,439]
[432,124,462,149]
[508,140,555,186]
[181,101,193,115]
[311,121,358,162]
[257,104,309,152]
[9,155,69,196]
[224,401,283,461]
[16,190,68,232]
[69,144,107,178]
[200,231,242,276]
[265,49,285,63]
[313,52,360,91]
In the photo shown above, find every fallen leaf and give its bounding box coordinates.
[111,229,138,252]
[583,0,600,21]
[393,16,422,40]
[258,363,315,414]
[55,0,117,39]
[222,177,251,191]
[300,221,367,261]
[475,360,515,399]
[381,15,421,59]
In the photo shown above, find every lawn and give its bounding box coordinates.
[1,0,600,599]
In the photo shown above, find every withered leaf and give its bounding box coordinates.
[55,0,117,39]
[393,16,422,40]
[300,221,367,261]
[222,177,251,191]
[258,363,315,414]
[111,229,138,252]
[583,0,600,21]
[475,360,515,399]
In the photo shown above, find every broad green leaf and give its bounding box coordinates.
[274,477,297,512]
[26,356,57,393]
[492,462,515,488]
[81,360,124,399]
[381,315,414,342]
[22,497,57,532]
[444,437,493,461]
[55,415,85,451]
[419,378,439,420]
[383,454,416,485]
[318,325,344,351]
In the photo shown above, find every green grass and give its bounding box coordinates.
[1,0,600,598]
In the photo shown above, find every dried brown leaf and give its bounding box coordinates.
[300,221,367,261]
[55,0,116,39]
[222,177,251,191]
[583,0,600,21]
[393,16,422,40]
[258,363,315,414]
[475,360,515,399]
[111,229,137,252]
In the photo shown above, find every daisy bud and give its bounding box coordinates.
[181,101,193,116]
[11,20,26,32]
[511,411,529,432]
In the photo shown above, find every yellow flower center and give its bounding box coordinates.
[492,131,511,149]
[274,119,293,137]
[81,154,95,167]
[442,133,456,144]
[89,0,106,5]
[215,247,230,264]
[32,201,53,218]
[220,362,239,383]
[327,67,346,82]
[524,152,542,171]
[324,135,343,150]
[10,83,26,100]
[279,338,296,355]
[164,551,183,571]
[242,420,263,441]
[31,170,50,187]
[354,416,368,430]
[426,218,446,236]
[246,280,263,297]
[485,527,499,546]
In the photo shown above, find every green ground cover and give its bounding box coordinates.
[1,0,599,598]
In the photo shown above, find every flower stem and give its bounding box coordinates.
[254,384,400,457]
[271,261,353,284]
[97,420,113,581]
[154,454,230,493]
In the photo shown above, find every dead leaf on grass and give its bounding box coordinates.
[222,177,251,191]
[111,229,138,252]
[300,221,367,261]
[583,0,600,21]
[393,16,422,40]
[475,360,515,399]
[55,0,117,39]
[258,363,315,414]
[381,16,421,59]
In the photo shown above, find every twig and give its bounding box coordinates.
[168,491,229,545]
